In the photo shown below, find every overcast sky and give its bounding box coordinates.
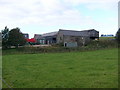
[118,1,120,28]
[0,0,119,38]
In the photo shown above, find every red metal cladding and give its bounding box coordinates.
[26,38,36,43]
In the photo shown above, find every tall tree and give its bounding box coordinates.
[8,27,26,48]
[2,26,9,48]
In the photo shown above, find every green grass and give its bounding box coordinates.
[2,48,118,88]
[99,37,115,40]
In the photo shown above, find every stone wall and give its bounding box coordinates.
[63,36,90,46]
[57,33,91,46]
[56,31,64,43]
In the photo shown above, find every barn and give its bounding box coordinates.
[34,29,99,47]
[57,29,99,47]
[34,32,57,45]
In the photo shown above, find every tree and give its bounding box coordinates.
[2,26,9,48]
[116,28,120,43]
[8,27,26,48]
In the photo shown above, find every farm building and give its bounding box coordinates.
[34,29,99,47]
[34,32,57,44]
[57,29,99,47]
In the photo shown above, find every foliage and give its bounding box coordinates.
[2,27,27,49]
[87,39,117,49]
[2,48,118,88]
[7,28,26,48]
[2,26,9,48]
[2,36,118,55]
[116,28,120,43]
[2,39,118,55]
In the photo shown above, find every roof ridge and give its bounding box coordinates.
[59,29,96,32]
[42,31,58,35]
[59,29,82,32]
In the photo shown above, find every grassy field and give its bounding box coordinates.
[2,48,118,88]
[99,37,115,40]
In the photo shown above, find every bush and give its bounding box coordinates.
[86,39,118,49]
[116,28,120,43]
[2,38,118,55]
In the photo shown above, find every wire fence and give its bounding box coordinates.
[1,78,13,90]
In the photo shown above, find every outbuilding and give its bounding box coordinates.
[57,29,99,47]
[34,29,99,47]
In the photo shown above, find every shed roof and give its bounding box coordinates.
[59,29,89,36]
[34,32,58,39]
[42,31,58,37]
[81,29,99,32]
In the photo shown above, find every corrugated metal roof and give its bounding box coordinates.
[59,29,89,36]
[34,29,98,39]
[34,32,58,39]
[81,29,99,32]
[42,31,58,37]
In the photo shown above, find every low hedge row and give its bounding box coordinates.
[2,39,118,55]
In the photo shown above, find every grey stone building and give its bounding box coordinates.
[34,32,57,44]
[57,29,99,47]
[34,29,99,47]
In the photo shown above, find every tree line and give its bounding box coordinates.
[2,26,26,49]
